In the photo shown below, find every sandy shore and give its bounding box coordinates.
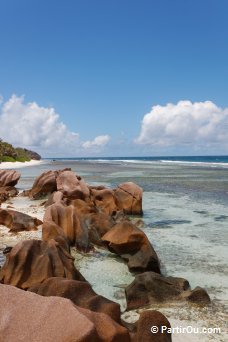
[0,194,44,266]
[0,159,43,169]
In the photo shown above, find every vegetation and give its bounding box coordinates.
[15,148,31,162]
[2,156,17,162]
[0,139,41,163]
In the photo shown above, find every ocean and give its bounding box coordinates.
[1,156,228,341]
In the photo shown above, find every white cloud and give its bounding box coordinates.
[82,135,111,149]
[0,94,111,156]
[135,100,228,152]
[0,95,80,153]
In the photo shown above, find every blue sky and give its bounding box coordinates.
[0,0,228,157]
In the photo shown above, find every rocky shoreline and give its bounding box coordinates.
[0,168,217,341]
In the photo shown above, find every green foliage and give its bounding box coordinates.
[15,147,31,162]
[0,139,32,162]
[15,156,30,162]
[2,156,16,162]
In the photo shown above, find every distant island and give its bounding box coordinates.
[0,139,41,163]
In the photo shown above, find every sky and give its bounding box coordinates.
[0,0,228,157]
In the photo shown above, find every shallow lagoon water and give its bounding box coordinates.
[1,158,228,341]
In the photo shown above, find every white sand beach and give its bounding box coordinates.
[0,159,43,169]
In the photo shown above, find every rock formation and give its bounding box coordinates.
[29,170,59,199]
[28,277,121,323]
[0,208,42,232]
[0,239,84,289]
[134,310,172,342]
[0,167,212,341]
[125,271,210,310]
[0,284,130,342]
[0,170,21,187]
[56,170,90,200]
[114,182,143,215]
[0,186,18,204]
[102,221,160,273]
[43,202,91,251]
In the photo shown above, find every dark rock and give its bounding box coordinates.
[181,286,211,305]
[3,246,12,254]
[125,272,189,310]
[125,272,211,310]
[23,148,41,160]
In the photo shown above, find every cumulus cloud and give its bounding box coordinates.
[0,95,111,155]
[0,95,80,152]
[135,100,228,151]
[82,135,110,149]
